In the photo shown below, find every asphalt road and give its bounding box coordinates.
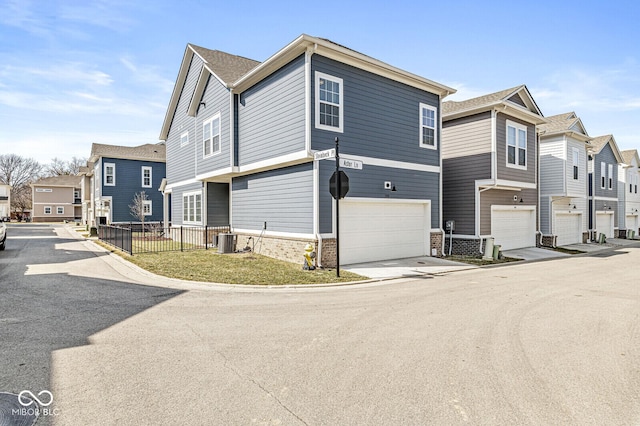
[1,224,639,425]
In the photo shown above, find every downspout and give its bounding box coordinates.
[439,95,445,256]
[478,184,498,254]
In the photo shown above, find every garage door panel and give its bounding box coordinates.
[340,200,429,264]
[555,213,582,246]
[491,208,536,250]
[596,213,614,238]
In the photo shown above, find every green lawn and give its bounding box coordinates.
[101,243,366,285]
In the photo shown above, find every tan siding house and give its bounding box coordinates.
[31,175,83,223]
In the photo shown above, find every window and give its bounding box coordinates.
[572,148,579,180]
[635,174,638,194]
[600,162,606,189]
[44,206,52,214]
[608,164,613,189]
[420,103,437,149]
[203,114,221,157]
[180,131,189,147]
[183,192,202,224]
[104,162,115,186]
[57,206,64,214]
[143,200,152,216]
[142,167,152,188]
[74,190,80,199]
[315,72,343,132]
[506,120,527,169]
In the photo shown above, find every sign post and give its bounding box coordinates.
[335,137,341,278]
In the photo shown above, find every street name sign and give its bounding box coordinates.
[339,158,363,170]
[314,149,336,161]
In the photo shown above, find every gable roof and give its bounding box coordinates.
[589,134,624,163]
[538,111,590,142]
[621,149,639,166]
[443,85,546,125]
[89,143,166,163]
[160,34,457,140]
[31,174,82,187]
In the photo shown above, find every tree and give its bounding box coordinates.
[46,156,87,176]
[129,191,149,233]
[0,154,43,217]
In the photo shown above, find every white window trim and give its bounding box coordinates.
[143,200,152,216]
[419,103,438,150]
[572,148,579,180]
[104,162,116,187]
[506,120,527,170]
[180,131,189,147]
[203,113,221,158]
[601,162,606,189]
[315,71,344,133]
[142,166,152,188]
[608,164,613,190]
[182,190,203,225]
[44,206,52,215]
[57,206,64,215]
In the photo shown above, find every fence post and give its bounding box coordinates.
[205,225,208,250]
[180,226,184,252]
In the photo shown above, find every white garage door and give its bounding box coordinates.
[596,212,614,238]
[340,199,430,265]
[555,212,582,246]
[491,207,536,250]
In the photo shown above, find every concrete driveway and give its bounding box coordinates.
[343,256,476,279]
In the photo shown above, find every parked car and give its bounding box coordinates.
[0,221,6,250]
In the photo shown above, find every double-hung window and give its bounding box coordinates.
[180,131,189,147]
[104,162,116,186]
[203,114,221,157]
[419,103,437,149]
[572,148,579,180]
[506,120,527,169]
[183,191,202,224]
[608,164,613,190]
[315,72,343,132]
[57,206,64,215]
[143,200,152,216]
[142,166,152,188]
[44,206,52,215]
[600,162,606,189]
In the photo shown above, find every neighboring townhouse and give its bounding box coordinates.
[88,143,166,225]
[0,183,10,220]
[441,85,546,255]
[31,175,82,223]
[78,164,93,225]
[618,149,640,238]
[537,112,591,246]
[160,34,456,266]
[588,135,624,239]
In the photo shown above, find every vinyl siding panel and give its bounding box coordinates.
[206,183,229,226]
[480,188,538,235]
[566,139,587,197]
[593,144,618,198]
[442,153,492,235]
[311,55,440,167]
[237,55,306,166]
[165,54,202,183]
[496,113,536,183]
[441,112,492,159]
[318,160,440,233]
[171,181,203,225]
[198,75,232,172]
[101,158,166,223]
[539,137,565,195]
[540,195,551,234]
[232,163,313,233]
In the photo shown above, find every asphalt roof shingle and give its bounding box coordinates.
[443,85,524,115]
[189,44,260,84]
[90,143,166,162]
[32,175,82,187]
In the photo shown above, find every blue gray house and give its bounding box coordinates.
[159,34,456,266]
[88,143,166,225]
[588,135,623,239]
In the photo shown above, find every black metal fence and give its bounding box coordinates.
[98,223,231,255]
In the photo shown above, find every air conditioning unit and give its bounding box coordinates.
[218,233,237,254]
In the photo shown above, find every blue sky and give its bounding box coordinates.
[1,0,640,164]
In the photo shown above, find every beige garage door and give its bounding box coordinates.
[555,212,582,246]
[339,199,430,265]
[596,212,614,238]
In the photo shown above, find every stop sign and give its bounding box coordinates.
[329,171,349,199]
